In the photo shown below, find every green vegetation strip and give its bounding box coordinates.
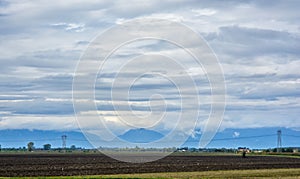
[75,168,300,178]
[2,168,300,179]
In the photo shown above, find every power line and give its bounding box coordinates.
[0,138,61,142]
[68,138,89,141]
[283,134,300,138]
[0,133,298,143]
[0,138,87,143]
[212,134,276,141]
[0,134,281,143]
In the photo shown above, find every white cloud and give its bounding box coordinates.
[51,23,85,32]
[192,8,217,16]
[0,99,34,103]
[0,115,78,131]
[233,131,240,138]
[45,98,72,102]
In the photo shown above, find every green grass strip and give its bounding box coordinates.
[2,168,300,179]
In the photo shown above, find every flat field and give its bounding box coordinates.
[0,153,300,177]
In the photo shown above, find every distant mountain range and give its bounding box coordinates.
[118,128,164,143]
[0,127,299,149]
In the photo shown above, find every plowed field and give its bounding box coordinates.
[0,153,299,177]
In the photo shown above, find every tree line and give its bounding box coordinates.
[0,142,79,152]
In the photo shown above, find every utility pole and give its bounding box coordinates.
[62,135,67,149]
[277,130,282,153]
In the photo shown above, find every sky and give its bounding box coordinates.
[0,0,300,148]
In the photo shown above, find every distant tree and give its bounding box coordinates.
[43,144,51,150]
[70,145,76,150]
[27,142,34,152]
[135,146,140,151]
[284,148,293,153]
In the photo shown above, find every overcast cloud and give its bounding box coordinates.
[0,0,299,140]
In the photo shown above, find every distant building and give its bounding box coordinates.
[252,149,263,153]
[238,147,251,153]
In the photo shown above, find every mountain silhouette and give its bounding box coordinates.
[118,128,164,143]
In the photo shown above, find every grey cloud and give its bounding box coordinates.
[0,98,74,115]
[0,74,73,92]
[0,77,33,92]
[18,49,80,69]
[240,83,300,100]
[104,0,203,19]
[0,48,79,78]
[207,26,300,59]
[76,40,90,46]
[0,0,9,7]
[0,0,299,133]
[26,75,73,93]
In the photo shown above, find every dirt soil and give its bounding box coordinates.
[0,153,300,177]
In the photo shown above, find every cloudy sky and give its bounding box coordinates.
[0,0,299,147]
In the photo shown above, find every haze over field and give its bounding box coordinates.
[0,0,299,149]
